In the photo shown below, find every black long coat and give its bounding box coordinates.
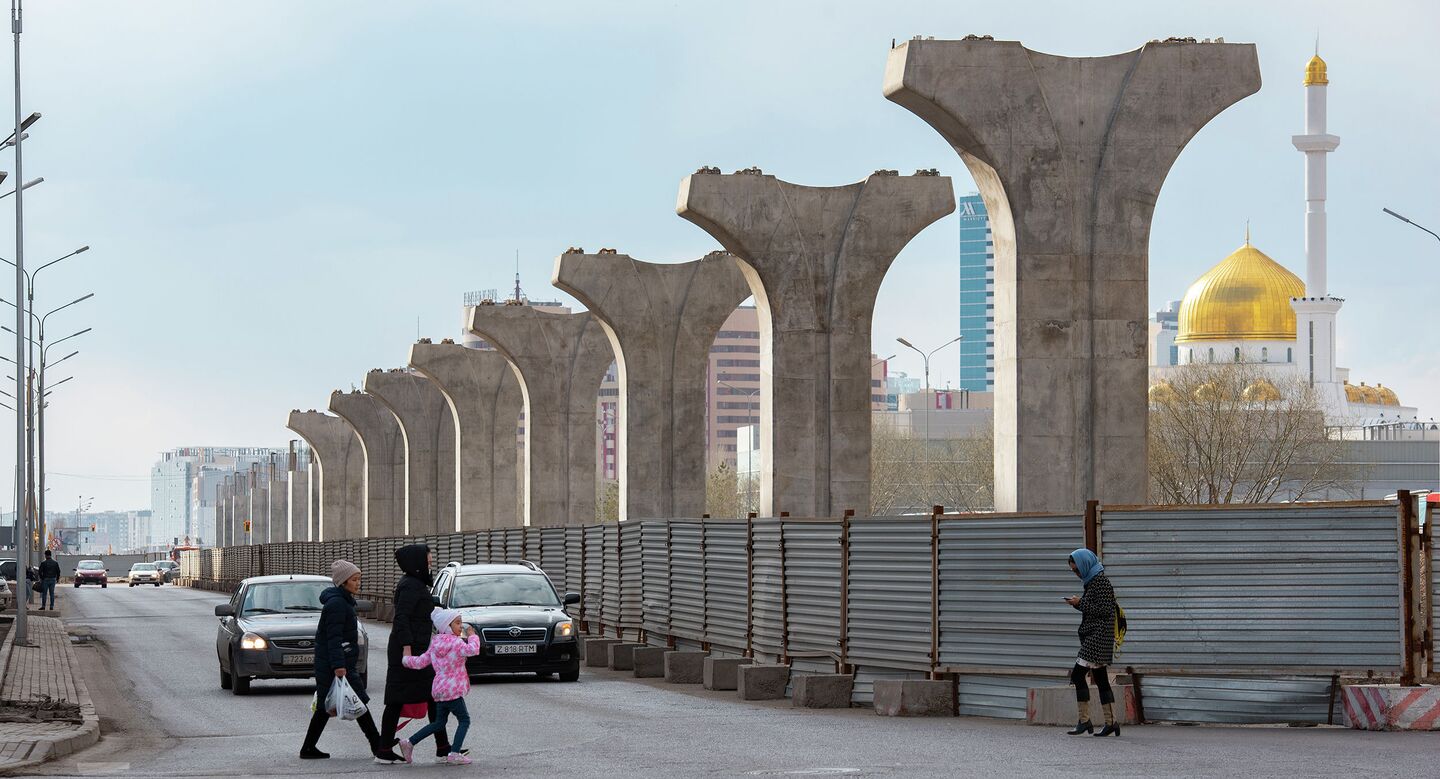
[384,545,437,704]
[313,585,368,704]
[1074,572,1117,666]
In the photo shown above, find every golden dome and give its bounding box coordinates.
[1242,379,1283,402]
[1148,381,1179,404]
[1175,242,1305,344]
[1304,54,1328,86]
[1357,382,1381,405]
[1194,382,1231,402]
[1344,382,1364,403]
[1377,384,1400,406]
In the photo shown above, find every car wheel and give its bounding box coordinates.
[220,660,233,690]
[154,582,161,587]
[101,582,107,588]
[73,581,80,588]
[230,653,250,695]
[559,668,580,682]
[128,583,134,587]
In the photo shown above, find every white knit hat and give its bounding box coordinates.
[430,608,463,633]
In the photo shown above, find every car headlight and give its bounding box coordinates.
[554,621,574,638]
[240,633,267,650]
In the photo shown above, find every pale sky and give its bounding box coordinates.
[4,0,1436,511]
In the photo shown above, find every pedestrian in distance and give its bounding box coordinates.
[377,543,453,764]
[299,560,391,761]
[1063,548,1120,737]
[397,608,481,765]
[38,550,60,611]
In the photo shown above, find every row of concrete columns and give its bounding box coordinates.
[256,37,1258,542]
[213,456,316,547]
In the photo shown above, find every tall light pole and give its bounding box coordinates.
[10,0,28,645]
[896,335,963,511]
[1383,208,1440,243]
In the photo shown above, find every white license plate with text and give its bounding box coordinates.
[493,644,537,655]
[282,653,314,665]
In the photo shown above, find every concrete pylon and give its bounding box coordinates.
[235,469,252,545]
[553,250,752,520]
[364,369,458,536]
[217,477,231,547]
[409,340,522,529]
[251,469,269,545]
[468,307,614,526]
[678,169,954,517]
[884,38,1260,512]
[288,410,366,541]
[329,390,406,538]
[266,462,286,543]
[287,453,312,542]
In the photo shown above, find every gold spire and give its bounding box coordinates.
[1304,54,1328,86]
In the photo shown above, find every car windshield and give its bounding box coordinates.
[242,581,330,614]
[131,564,155,571]
[78,561,103,570]
[450,573,559,608]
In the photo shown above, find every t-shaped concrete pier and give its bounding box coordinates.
[364,369,458,536]
[884,38,1259,512]
[329,389,406,538]
[288,409,366,541]
[410,340,522,529]
[678,169,954,517]
[288,457,313,542]
[468,307,614,526]
[554,250,752,520]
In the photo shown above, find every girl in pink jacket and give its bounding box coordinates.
[398,609,481,765]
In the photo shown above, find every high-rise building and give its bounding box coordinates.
[151,446,297,546]
[706,307,761,470]
[1148,299,1182,366]
[957,193,994,391]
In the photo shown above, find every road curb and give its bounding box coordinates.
[0,617,102,776]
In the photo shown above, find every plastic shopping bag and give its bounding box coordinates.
[325,676,367,721]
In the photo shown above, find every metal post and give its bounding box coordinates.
[10,0,26,645]
[929,505,941,678]
[838,509,851,673]
[1397,490,1420,686]
[1084,500,1100,554]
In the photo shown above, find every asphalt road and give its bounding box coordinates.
[23,584,1437,778]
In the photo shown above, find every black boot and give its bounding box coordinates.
[1094,723,1121,737]
[1066,720,1094,735]
[299,746,330,760]
[300,708,330,759]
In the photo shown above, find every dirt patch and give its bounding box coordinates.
[0,696,83,724]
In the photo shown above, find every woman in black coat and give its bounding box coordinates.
[1063,548,1120,737]
[378,544,451,759]
[300,560,389,760]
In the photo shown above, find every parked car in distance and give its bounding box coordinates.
[214,574,372,695]
[0,558,15,583]
[73,560,108,588]
[128,563,163,587]
[152,560,179,583]
[431,561,581,682]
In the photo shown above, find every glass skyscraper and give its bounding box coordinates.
[957,193,993,391]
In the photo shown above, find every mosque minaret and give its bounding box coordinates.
[1290,53,1344,399]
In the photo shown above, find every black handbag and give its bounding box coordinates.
[32,580,43,593]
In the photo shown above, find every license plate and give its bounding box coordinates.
[493,644,537,655]
[281,653,314,666]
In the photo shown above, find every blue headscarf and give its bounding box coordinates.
[1069,548,1104,584]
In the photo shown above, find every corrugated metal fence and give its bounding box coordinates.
[185,499,1429,723]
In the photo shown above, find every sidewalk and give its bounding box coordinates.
[0,615,100,774]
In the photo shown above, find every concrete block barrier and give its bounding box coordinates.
[703,657,753,691]
[608,643,645,671]
[737,664,790,700]
[1027,685,1138,726]
[1343,685,1440,731]
[584,638,622,668]
[633,646,667,678]
[792,674,853,709]
[873,680,954,717]
[663,650,707,684]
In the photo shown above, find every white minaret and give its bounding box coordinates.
[1290,54,1344,401]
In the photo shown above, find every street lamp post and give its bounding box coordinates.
[1382,208,1440,243]
[718,379,761,517]
[895,335,963,511]
[10,0,28,644]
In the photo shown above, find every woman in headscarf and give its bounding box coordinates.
[377,543,452,762]
[1063,548,1119,737]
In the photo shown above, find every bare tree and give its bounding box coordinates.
[871,416,994,515]
[596,480,620,523]
[1148,362,1357,504]
[705,461,747,519]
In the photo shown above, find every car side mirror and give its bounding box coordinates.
[214,604,235,617]
[356,599,374,613]
[564,592,581,606]
[432,595,442,607]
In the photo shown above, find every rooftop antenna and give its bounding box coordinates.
[513,250,522,303]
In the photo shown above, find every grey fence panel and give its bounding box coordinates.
[461,532,480,565]
[562,528,584,615]
[847,517,933,673]
[1140,677,1332,725]
[641,521,671,641]
[541,528,568,593]
[618,522,644,635]
[704,522,749,655]
[938,514,1085,671]
[956,675,1041,719]
[670,522,705,643]
[503,529,524,563]
[601,525,620,632]
[783,522,841,669]
[583,526,605,629]
[524,528,542,565]
[750,520,785,663]
[1103,504,1402,671]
